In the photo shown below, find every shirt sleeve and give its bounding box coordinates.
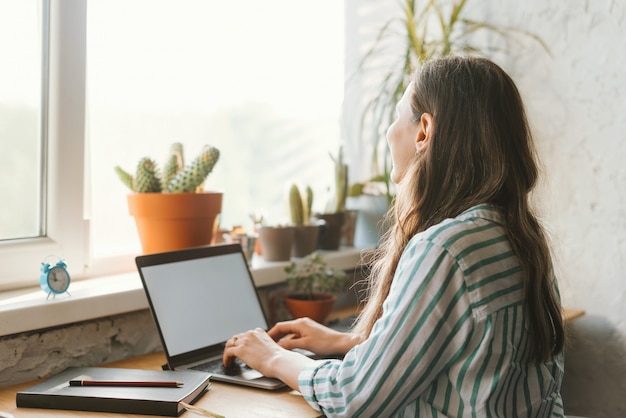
[297,237,475,417]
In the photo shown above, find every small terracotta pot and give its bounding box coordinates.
[258,226,296,261]
[284,293,336,324]
[127,192,222,254]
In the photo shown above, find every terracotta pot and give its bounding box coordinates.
[315,212,346,250]
[258,226,296,261]
[127,192,222,254]
[292,224,321,258]
[284,293,336,324]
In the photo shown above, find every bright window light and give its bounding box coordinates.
[87,0,345,258]
[0,0,44,242]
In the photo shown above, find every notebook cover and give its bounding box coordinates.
[16,367,211,417]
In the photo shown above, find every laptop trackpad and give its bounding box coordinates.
[241,369,263,380]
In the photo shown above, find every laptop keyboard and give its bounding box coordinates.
[191,358,250,376]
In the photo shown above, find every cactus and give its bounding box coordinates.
[115,143,220,194]
[289,184,314,226]
[114,166,134,191]
[163,142,184,188]
[166,145,220,193]
[329,146,348,213]
[289,184,305,225]
[134,158,162,192]
[305,185,313,220]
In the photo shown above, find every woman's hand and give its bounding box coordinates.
[222,327,315,390]
[222,318,362,390]
[268,317,361,356]
[222,328,283,373]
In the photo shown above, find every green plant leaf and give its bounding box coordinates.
[284,252,349,300]
[354,0,551,194]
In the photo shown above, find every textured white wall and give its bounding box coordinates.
[483,2,626,417]
[345,1,626,416]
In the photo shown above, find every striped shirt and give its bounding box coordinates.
[298,204,564,417]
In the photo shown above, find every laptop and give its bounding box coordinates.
[135,243,286,390]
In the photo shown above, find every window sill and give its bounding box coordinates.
[0,247,367,337]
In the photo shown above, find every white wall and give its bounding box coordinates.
[485,2,626,417]
[345,1,626,417]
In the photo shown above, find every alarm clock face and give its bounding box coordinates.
[47,266,70,293]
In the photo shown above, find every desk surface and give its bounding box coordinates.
[0,352,320,418]
[562,307,585,322]
[0,306,584,417]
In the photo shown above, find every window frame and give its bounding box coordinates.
[0,1,90,291]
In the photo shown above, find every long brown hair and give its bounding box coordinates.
[353,56,564,362]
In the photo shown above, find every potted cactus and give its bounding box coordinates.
[257,183,316,262]
[289,183,320,257]
[283,252,350,323]
[316,146,349,250]
[115,143,222,254]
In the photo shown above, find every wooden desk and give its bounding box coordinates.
[0,306,584,417]
[563,307,585,323]
[0,352,320,418]
[330,305,585,324]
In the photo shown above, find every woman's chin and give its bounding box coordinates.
[390,169,402,185]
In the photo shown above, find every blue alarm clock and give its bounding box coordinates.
[40,257,71,299]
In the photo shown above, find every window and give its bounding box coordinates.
[0,1,45,241]
[0,1,89,291]
[87,0,345,262]
[0,1,345,289]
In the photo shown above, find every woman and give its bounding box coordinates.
[223,56,565,417]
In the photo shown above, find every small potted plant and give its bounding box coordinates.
[283,252,350,323]
[289,183,321,257]
[114,142,222,254]
[316,145,349,250]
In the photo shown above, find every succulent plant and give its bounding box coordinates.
[114,143,220,193]
[285,252,349,300]
[289,183,314,226]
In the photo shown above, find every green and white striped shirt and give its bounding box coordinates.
[298,205,564,417]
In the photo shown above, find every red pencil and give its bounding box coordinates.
[69,380,183,388]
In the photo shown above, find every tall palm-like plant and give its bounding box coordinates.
[355,0,549,200]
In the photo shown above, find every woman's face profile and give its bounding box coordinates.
[386,83,420,184]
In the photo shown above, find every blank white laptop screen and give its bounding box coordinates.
[140,251,267,357]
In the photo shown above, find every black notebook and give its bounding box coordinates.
[16,367,211,416]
